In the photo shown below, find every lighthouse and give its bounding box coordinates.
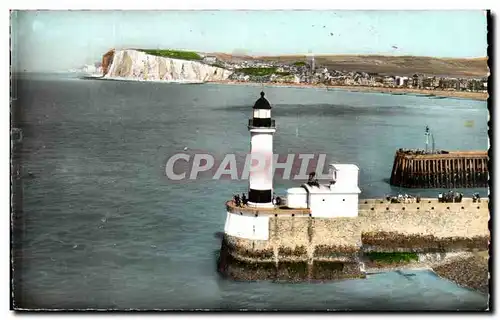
[247,91,276,208]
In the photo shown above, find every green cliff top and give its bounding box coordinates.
[139,49,202,61]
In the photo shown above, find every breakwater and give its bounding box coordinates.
[389,150,488,188]
[218,198,489,281]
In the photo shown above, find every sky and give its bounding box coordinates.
[11,10,488,72]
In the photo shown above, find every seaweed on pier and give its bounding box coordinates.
[278,245,307,257]
[312,261,364,280]
[276,261,308,281]
[361,231,489,252]
[223,238,274,259]
[314,244,360,255]
[224,255,277,281]
[365,252,418,264]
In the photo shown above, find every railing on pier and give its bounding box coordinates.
[226,200,310,216]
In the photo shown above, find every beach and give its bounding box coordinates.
[364,251,489,295]
[209,80,488,101]
[83,77,488,101]
[433,252,490,294]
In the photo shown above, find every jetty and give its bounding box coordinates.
[389,149,489,188]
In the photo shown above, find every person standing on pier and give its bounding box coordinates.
[308,172,319,187]
[275,196,282,206]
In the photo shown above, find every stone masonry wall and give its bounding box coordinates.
[359,198,489,252]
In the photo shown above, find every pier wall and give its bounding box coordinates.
[220,216,364,281]
[219,198,490,281]
[389,150,488,188]
[358,198,489,253]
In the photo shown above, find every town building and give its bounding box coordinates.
[202,56,218,65]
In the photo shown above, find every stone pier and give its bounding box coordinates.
[218,198,490,281]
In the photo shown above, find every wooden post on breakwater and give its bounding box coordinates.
[389,150,488,188]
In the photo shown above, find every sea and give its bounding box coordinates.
[11,73,489,310]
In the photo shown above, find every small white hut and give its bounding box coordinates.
[286,164,361,218]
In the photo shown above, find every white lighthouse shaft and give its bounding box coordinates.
[247,92,276,208]
[248,130,275,207]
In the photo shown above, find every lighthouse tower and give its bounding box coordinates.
[247,91,276,208]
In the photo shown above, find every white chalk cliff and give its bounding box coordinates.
[104,49,232,82]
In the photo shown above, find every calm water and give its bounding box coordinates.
[12,74,489,310]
